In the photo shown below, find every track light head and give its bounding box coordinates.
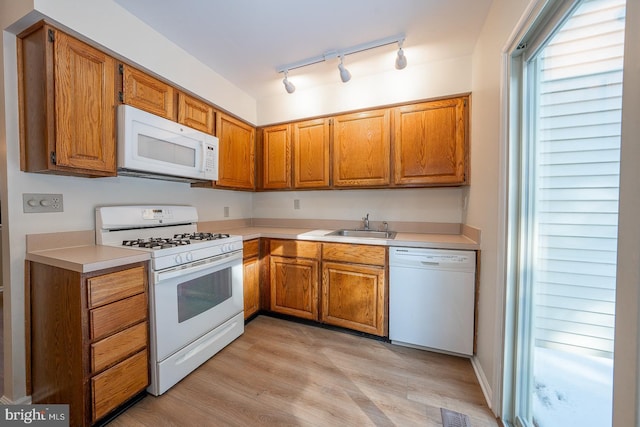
[338,56,351,83]
[276,34,406,90]
[395,43,407,70]
[282,71,295,94]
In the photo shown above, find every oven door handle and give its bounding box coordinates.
[155,250,242,282]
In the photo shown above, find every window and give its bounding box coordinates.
[506,1,626,426]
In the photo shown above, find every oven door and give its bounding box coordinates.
[151,250,243,362]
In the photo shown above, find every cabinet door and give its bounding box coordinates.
[243,256,260,319]
[321,261,386,336]
[322,242,386,266]
[216,113,256,189]
[293,118,330,188]
[261,124,291,189]
[243,239,261,319]
[54,30,117,174]
[332,109,390,187]
[393,97,467,185]
[270,256,319,320]
[88,266,146,308]
[177,92,215,134]
[122,65,175,120]
[91,349,148,423]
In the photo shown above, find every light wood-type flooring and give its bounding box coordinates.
[109,315,499,426]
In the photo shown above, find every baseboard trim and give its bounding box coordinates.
[0,395,32,405]
[471,355,493,410]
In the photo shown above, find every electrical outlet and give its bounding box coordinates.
[294,199,300,210]
[23,193,64,213]
[224,206,230,217]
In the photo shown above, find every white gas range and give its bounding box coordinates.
[96,205,244,396]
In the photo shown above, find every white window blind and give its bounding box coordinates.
[532,0,626,358]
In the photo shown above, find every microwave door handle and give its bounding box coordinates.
[201,141,207,172]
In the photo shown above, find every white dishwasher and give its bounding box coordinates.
[389,247,476,356]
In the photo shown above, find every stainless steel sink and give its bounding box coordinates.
[325,229,397,239]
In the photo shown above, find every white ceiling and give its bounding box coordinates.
[113,0,493,100]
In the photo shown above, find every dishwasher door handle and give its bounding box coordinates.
[420,261,440,266]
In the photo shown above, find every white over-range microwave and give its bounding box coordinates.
[117,104,218,182]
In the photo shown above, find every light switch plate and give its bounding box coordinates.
[23,193,63,213]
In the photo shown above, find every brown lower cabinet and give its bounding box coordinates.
[28,261,149,426]
[321,243,387,336]
[269,240,320,320]
[243,239,261,319]
[265,239,388,336]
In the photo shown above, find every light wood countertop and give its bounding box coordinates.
[26,245,150,273]
[205,226,480,250]
[25,221,479,273]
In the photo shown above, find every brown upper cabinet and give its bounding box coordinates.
[17,22,468,188]
[215,112,256,189]
[121,66,215,134]
[332,109,391,187]
[121,64,175,120]
[293,118,331,189]
[177,92,215,134]
[393,96,468,186]
[18,22,117,177]
[259,118,331,190]
[260,95,468,190]
[261,124,292,189]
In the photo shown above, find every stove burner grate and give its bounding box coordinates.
[173,232,231,241]
[122,237,192,249]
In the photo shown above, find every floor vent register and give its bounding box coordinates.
[441,408,472,427]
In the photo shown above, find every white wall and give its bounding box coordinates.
[0,0,255,402]
[1,0,37,404]
[466,0,530,414]
[254,44,474,241]
[253,188,465,224]
[30,0,256,124]
[258,56,472,125]
[469,1,640,425]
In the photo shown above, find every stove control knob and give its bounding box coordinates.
[186,252,193,262]
[174,254,183,265]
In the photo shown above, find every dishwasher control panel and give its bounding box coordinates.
[390,247,476,270]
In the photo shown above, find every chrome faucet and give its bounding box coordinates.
[362,213,370,230]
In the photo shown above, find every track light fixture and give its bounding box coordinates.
[338,56,351,83]
[282,70,296,94]
[395,41,407,70]
[276,33,406,94]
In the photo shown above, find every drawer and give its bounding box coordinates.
[322,243,386,266]
[270,239,320,259]
[91,321,148,373]
[92,349,148,423]
[88,266,146,308]
[243,239,260,259]
[90,293,147,340]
